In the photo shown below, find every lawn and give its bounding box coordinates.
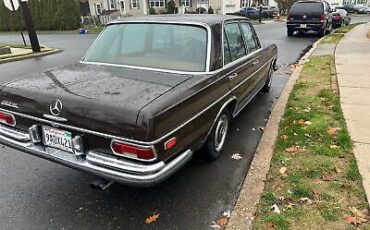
[253,55,369,229]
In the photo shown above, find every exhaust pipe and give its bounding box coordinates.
[90,179,114,192]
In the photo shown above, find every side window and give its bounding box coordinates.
[240,22,260,53]
[224,23,246,62]
[223,31,232,65]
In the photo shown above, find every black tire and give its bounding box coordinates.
[202,110,230,161]
[261,65,273,93]
[287,29,293,37]
[319,28,326,37]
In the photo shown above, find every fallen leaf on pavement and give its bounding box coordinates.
[209,222,221,229]
[144,213,160,224]
[216,217,228,226]
[222,210,231,218]
[231,152,243,160]
[279,167,288,175]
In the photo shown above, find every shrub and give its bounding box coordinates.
[208,6,214,14]
[196,7,206,14]
[149,7,156,15]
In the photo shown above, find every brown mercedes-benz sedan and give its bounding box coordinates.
[0,15,277,187]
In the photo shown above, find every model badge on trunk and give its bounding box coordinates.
[50,99,63,116]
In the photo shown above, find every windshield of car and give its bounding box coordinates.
[83,23,208,72]
[290,2,323,13]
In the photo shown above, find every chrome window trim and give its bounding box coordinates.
[0,57,274,146]
[221,19,263,68]
[81,20,212,74]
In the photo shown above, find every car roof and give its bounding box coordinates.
[108,14,248,27]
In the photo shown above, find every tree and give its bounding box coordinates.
[54,0,80,30]
[275,0,297,15]
[167,0,176,14]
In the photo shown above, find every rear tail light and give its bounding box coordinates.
[320,14,325,23]
[0,111,16,126]
[287,15,291,21]
[111,141,156,161]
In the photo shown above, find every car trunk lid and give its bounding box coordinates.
[0,64,193,140]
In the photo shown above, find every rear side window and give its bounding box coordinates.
[240,22,259,53]
[224,23,246,63]
[289,2,323,14]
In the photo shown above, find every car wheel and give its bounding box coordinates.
[262,65,273,93]
[287,29,293,37]
[202,110,230,161]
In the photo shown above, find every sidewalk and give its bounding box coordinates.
[335,22,370,204]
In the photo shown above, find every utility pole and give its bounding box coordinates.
[20,0,40,52]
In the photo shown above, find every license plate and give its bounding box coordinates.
[42,126,73,153]
[300,24,307,28]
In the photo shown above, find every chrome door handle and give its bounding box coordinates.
[252,60,260,66]
[228,73,238,80]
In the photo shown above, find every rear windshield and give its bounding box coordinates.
[289,2,323,14]
[83,23,208,72]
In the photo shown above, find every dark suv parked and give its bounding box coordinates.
[287,0,333,37]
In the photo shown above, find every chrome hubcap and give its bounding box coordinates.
[214,114,229,152]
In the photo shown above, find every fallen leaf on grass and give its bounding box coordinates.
[330,144,340,149]
[327,127,341,136]
[299,197,313,204]
[304,121,312,125]
[349,207,368,219]
[334,166,342,173]
[285,203,295,209]
[270,204,281,214]
[322,173,333,181]
[345,215,368,226]
[285,146,299,153]
[216,217,228,226]
[280,135,288,141]
[266,222,277,229]
[279,167,287,175]
[231,152,243,160]
[298,119,305,125]
[144,213,160,224]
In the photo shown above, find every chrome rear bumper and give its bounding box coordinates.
[0,125,193,187]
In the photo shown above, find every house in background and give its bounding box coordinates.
[87,0,278,23]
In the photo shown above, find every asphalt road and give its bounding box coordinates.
[0,17,367,229]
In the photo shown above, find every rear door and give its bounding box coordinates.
[223,21,263,113]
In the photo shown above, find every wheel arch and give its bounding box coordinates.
[201,96,237,144]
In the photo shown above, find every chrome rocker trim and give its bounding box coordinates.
[0,124,193,187]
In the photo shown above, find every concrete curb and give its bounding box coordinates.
[227,37,325,229]
[0,48,62,64]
